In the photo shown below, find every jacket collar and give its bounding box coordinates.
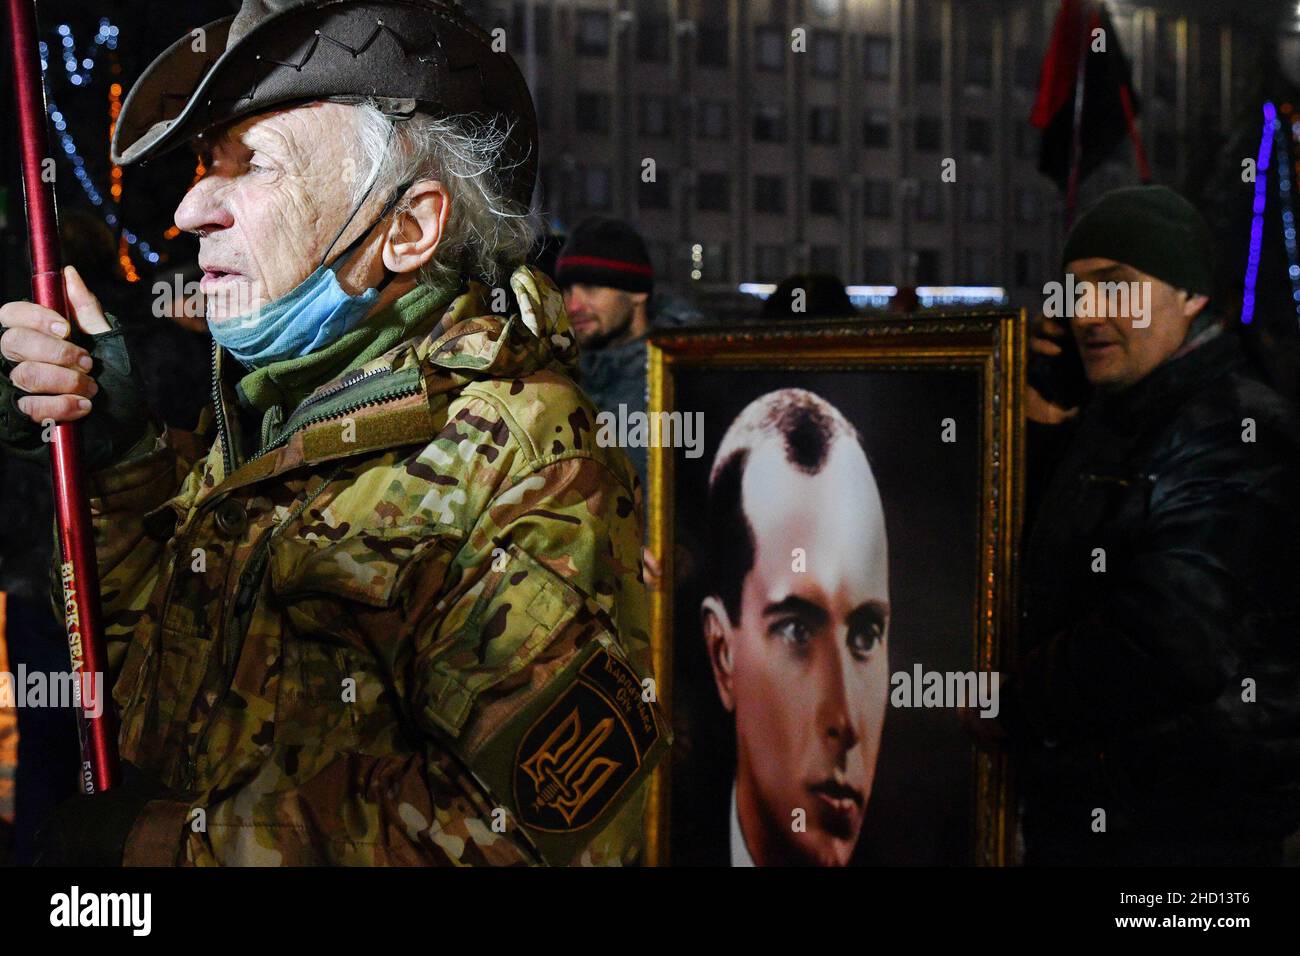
[206,265,577,492]
[1089,326,1241,434]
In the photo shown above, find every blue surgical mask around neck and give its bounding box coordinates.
[209,132,412,370]
[208,257,383,369]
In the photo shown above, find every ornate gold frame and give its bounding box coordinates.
[644,312,1026,866]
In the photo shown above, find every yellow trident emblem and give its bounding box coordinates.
[521,707,621,826]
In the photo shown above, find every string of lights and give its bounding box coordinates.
[1241,102,1276,326]
[38,20,167,279]
[1283,104,1300,332]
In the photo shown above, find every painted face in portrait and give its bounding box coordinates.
[703,393,890,866]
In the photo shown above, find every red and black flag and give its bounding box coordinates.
[1031,0,1149,197]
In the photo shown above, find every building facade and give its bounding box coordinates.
[473,0,1285,309]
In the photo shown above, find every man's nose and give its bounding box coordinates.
[173,174,234,236]
[818,644,860,751]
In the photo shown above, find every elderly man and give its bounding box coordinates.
[0,0,665,866]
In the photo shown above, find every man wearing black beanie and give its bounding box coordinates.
[973,185,1300,865]
[556,218,657,485]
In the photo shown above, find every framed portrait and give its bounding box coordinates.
[644,313,1026,866]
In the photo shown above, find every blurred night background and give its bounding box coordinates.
[3,0,1300,860]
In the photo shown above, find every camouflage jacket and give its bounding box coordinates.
[60,266,667,866]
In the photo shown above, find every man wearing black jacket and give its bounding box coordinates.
[997,186,1300,865]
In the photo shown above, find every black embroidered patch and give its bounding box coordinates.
[513,647,661,832]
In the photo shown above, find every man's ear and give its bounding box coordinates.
[383,180,451,275]
[701,595,737,713]
[1182,292,1210,321]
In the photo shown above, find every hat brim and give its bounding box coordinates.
[110,1,538,207]
[111,16,234,166]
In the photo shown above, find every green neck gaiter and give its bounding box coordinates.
[233,280,458,430]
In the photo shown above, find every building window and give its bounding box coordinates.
[1014,46,1038,89]
[639,171,672,210]
[699,242,730,282]
[813,30,840,77]
[962,248,994,283]
[808,106,840,145]
[1156,129,1178,169]
[864,34,891,80]
[753,103,787,142]
[1014,250,1041,288]
[916,181,944,221]
[965,51,993,89]
[534,86,550,130]
[863,111,890,148]
[697,25,729,68]
[637,15,671,62]
[863,247,893,282]
[964,27,992,88]
[510,2,550,56]
[576,11,611,57]
[965,184,993,222]
[915,248,943,284]
[916,39,942,84]
[809,178,840,218]
[755,244,787,282]
[697,172,731,212]
[915,115,943,152]
[810,245,841,275]
[965,117,992,155]
[1155,17,1176,102]
[754,175,787,214]
[863,179,892,218]
[579,166,611,210]
[698,100,731,139]
[639,95,671,137]
[1015,123,1038,159]
[756,26,786,71]
[1016,189,1039,223]
[575,92,610,133]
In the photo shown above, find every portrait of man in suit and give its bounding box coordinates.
[699,388,891,866]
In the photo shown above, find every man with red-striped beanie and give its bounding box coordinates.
[556,217,656,484]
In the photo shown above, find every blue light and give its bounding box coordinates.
[61,35,73,48]
[1273,109,1300,332]
[69,74,82,85]
[57,24,69,35]
[1242,103,1275,326]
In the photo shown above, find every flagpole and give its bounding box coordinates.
[1118,82,1152,183]
[5,0,119,795]
[1064,2,1100,227]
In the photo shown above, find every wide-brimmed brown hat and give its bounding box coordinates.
[110,0,537,207]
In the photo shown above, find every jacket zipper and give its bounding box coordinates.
[248,372,423,462]
[210,338,235,478]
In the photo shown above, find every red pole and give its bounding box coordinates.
[1119,83,1152,183]
[1064,2,1098,228]
[6,0,119,794]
